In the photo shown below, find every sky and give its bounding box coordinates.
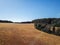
[0,0,60,22]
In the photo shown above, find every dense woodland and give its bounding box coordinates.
[32,18,60,35]
[32,18,60,27]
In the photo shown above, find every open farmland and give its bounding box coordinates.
[0,23,60,45]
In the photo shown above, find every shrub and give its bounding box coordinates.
[34,23,42,30]
[54,23,60,27]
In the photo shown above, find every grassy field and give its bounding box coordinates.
[0,23,60,45]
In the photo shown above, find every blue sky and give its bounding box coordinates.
[0,0,60,22]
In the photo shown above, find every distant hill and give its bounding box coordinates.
[0,20,33,23]
[0,20,13,23]
[20,21,33,23]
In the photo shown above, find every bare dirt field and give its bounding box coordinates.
[0,23,60,45]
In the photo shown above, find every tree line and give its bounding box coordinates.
[0,20,13,23]
[32,18,60,36]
